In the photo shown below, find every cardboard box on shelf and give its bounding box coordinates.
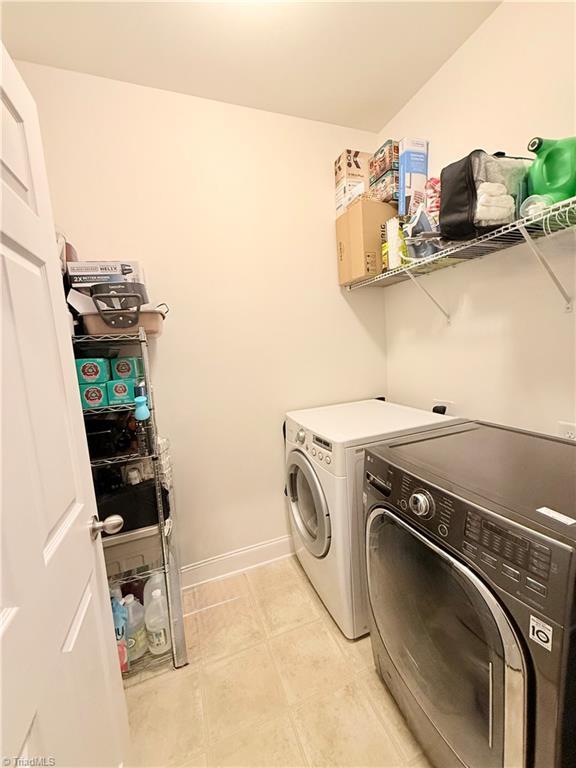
[398,138,429,216]
[370,140,399,185]
[369,170,399,203]
[336,197,397,286]
[334,149,371,213]
[111,357,142,380]
[80,383,109,410]
[75,357,111,384]
[107,379,136,405]
[67,261,143,289]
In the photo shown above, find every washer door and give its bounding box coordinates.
[287,450,331,558]
[366,508,526,768]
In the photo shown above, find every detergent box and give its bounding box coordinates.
[75,358,111,384]
[398,138,429,216]
[80,384,109,410]
[111,357,142,380]
[107,379,136,405]
[334,149,371,213]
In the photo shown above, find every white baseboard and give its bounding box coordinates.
[180,534,294,589]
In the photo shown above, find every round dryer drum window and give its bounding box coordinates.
[287,451,331,558]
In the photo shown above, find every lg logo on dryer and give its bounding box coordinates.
[529,615,553,652]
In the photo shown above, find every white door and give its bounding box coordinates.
[1,45,129,767]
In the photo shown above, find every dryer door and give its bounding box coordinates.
[287,450,331,558]
[366,508,526,768]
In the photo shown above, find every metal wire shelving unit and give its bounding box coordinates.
[72,327,188,677]
[90,452,155,468]
[83,404,136,415]
[346,197,576,322]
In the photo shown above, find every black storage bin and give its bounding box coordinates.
[97,479,170,535]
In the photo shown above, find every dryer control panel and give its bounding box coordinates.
[285,417,339,474]
[364,452,573,625]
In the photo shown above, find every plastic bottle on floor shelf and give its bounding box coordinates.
[124,594,147,662]
[111,596,129,673]
[145,589,172,656]
[143,572,166,609]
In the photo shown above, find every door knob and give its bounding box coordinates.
[90,514,124,539]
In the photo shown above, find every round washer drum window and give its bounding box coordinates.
[287,450,331,559]
[295,468,319,537]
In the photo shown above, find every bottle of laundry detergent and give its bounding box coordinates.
[111,596,129,673]
[145,589,172,656]
[124,594,147,662]
[527,136,576,203]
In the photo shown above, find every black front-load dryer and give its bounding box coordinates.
[363,422,576,768]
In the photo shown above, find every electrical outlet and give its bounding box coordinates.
[558,422,576,441]
[433,399,455,414]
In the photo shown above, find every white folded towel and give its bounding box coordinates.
[478,193,515,208]
[476,205,514,225]
[477,181,508,197]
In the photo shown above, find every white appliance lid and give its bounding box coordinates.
[286,399,461,446]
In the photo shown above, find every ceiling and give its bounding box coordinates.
[2,2,498,131]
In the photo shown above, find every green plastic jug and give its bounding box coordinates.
[527,136,576,203]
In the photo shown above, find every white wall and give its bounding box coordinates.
[377,2,575,434]
[18,62,386,574]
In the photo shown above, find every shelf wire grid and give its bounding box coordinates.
[72,332,143,343]
[347,196,576,290]
[83,404,136,415]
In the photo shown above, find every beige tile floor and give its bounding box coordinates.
[126,556,433,768]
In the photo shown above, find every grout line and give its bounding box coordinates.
[182,594,244,618]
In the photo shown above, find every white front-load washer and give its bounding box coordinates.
[285,399,465,639]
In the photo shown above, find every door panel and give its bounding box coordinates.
[367,509,526,768]
[287,450,330,558]
[1,45,128,765]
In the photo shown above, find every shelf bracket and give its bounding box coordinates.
[518,224,573,312]
[404,268,451,324]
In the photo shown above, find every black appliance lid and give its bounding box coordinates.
[373,422,576,529]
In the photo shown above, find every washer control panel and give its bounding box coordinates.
[364,452,573,624]
[409,490,435,520]
[286,419,336,472]
[465,512,552,582]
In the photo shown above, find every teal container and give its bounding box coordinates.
[134,395,151,421]
[111,357,142,380]
[80,383,108,409]
[75,358,110,384]
[527,136,576,203]
[107,379,136,405]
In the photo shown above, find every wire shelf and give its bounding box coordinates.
[90,452,156,468]
[73,331,146,343]
[122,647,173,679]
[347,196,576,291]
[109,562,165,587]
[83,404,136,415]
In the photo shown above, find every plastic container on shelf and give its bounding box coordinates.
[111,596,129,673]
[124,594,147,662]
[145,589,172,656]
[143,572,166,608]
[78,307,167,337]
[527,136,576,203]
[134,395,151,421]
